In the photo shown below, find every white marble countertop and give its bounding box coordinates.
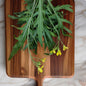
[0,0,86,86]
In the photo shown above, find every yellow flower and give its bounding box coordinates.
[50,49,56,54]
[56,49,62,56]
[52,49,56,54]
[50,50,53,54]
[41,65,44,68]
[38,66,44,74]
[41,58,46,63]
[63,45,68,51]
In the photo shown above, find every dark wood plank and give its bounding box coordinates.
[50,0,75,77]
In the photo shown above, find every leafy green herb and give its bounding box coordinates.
[8,0,73,74]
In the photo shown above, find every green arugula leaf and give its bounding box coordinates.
[37,0,43,46]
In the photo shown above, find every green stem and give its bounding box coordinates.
[27,0,37,66]
[47,0,63,28]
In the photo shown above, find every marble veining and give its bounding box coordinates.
[0,0,86,86]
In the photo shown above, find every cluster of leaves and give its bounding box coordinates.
[8,0,73,72]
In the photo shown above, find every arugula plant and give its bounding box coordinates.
[8,0,73,74]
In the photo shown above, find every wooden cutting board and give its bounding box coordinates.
[5,0,75,86]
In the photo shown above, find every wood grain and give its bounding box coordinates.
[5,0,75,86]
